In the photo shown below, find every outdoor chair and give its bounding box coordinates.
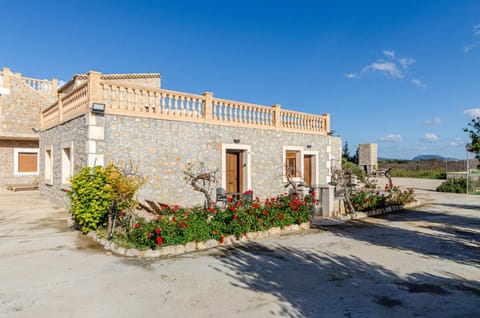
[242,190,253,204]
[216,187,228,208]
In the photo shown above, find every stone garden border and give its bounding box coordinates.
[86,222,312,258]
[333,200,421,221]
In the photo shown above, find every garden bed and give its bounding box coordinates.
[86,222,312,258]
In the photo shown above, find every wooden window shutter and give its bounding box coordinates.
[18,152,38,173]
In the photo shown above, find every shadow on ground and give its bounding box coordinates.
[212,242,479,317]
[326,210,480,267]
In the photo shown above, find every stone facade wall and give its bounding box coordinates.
[103,115,341,207]
[0,76,52,135]
[39,115,88,206]
[0,140,39,187]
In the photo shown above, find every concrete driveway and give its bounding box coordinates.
[1,178,479,317]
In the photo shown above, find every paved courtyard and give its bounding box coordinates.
[0,178,479,317]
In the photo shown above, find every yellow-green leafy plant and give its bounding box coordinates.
[68,164,146,233]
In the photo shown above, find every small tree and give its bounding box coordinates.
[183,162,218,208]
[464,116,480,167]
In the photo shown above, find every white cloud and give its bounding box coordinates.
[474,23,480,36]
[464,108,480,119]
[449,138,465,147]
[344,73,358,79]
[424,116,441,125]
[383,50,395,58]
[367,62,404,78]
[379,134,403,142]
[464,42,479,53]
[422,133,439,142]
[345,50,416,80]
[411,79,427,88]
[464,24,480,53]
[399,57,415,69]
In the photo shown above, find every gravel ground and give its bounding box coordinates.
[0,178,479,318]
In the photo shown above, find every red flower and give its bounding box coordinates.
[147,233,151,238]
[157,215,163,220]
[156,237,163,246]
[233,214,238,220]
[172,217,177,223]
[134,223,139,229]
[229,206,235,212]
[297,217,302,223]
[212,230,217,235]
[227,197,232,203]
[245,189,252,195]
[208,206,216,213]
[219,235,224,244]
[185,223,189,229]
[253,203,259,209]
[154,227,160,234]
[179,222,184,228]
[262,210,268,216]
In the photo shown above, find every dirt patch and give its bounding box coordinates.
[75,235,104,252]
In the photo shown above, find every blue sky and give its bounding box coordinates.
[2,0,479,159]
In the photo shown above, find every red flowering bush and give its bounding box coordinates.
[126,194,315,249]
[349,186,415,212]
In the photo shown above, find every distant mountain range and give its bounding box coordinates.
[378,154,461,162]
[411,154,459,161]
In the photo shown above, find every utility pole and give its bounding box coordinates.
[466,149,469,194]
[445,156,447,178]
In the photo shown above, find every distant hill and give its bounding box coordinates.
[411,154,458,161]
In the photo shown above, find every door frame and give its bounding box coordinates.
[303,150,319,186]
[221,143,251,192]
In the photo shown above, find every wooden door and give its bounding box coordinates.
[226,151,243,193]
[304,155,313,187]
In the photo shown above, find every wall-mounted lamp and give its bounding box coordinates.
[233,139,240,144]
[306,144,312,149]
[91,103,106,114]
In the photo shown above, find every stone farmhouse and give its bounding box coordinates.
[0,67,58,188]
[3,67,341,207]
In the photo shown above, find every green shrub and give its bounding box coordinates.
[68,164,144,233]
[436,178,467,193]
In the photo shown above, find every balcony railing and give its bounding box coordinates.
[41,71,330,134]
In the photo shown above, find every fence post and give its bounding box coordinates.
[202,91,213,122]
[52,78,58,96]
[87,71,102,106]
[272,104,281,129]
[58,93,65,122]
